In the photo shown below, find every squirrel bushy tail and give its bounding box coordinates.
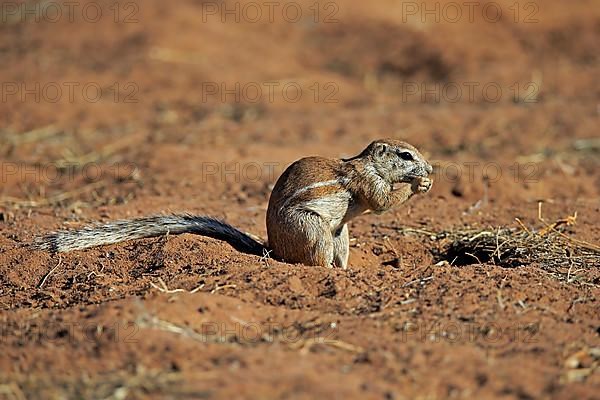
[36,214,267,255]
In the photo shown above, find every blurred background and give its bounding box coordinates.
[0,1,599,398]
[1,0,599,217]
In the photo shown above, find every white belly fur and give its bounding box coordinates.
[301,191,360,232]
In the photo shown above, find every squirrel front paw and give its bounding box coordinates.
[411,176,432,193]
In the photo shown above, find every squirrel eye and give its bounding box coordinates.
[398,151,413,161]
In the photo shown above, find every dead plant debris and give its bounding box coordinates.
[396,204,599,285]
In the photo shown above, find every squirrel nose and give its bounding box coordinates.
[426,163,433,174]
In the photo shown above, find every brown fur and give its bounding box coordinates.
[266,139,433,268]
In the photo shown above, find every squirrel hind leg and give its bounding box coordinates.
[332,224,349,269]
[270,211,334,268]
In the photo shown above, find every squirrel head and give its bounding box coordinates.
[362,139,433,184]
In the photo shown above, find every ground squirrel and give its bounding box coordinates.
[38,139,433,268]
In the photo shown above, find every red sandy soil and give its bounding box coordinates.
[0,0,599,398]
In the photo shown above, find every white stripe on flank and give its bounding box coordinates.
[281,179,343,208]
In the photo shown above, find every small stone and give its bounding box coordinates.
[565,368,592,382]
[565,349,594,369]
